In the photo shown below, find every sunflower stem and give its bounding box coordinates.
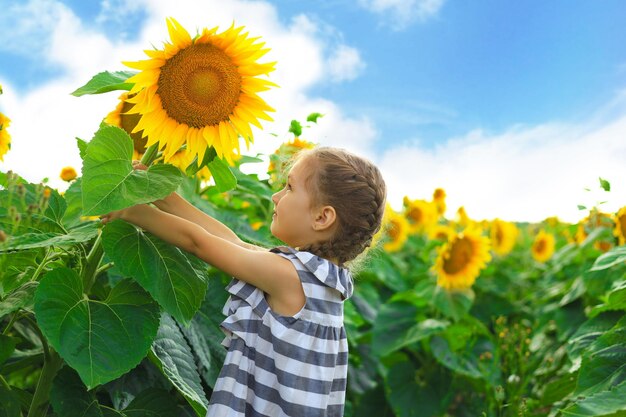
[140,143,160,166]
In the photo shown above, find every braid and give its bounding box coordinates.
[299,148,387,265]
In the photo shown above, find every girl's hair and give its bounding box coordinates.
[296,147,387,265]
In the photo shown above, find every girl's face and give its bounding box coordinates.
[270,159,318,248]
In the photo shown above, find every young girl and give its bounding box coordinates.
[101,147,387,417]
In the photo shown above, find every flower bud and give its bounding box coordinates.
[0,230,7,242]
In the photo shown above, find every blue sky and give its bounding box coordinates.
[1,0,625,221]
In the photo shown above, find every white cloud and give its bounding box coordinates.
[358,0,445,30]
[0,0,373,190]
[327,44,365,82]
[379,112,626,223]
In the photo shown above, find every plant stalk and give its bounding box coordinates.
[26,349,62,417]
[140,143,160,166]
[82,232,104,293]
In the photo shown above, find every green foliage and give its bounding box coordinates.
[81,126,183,216]
[71,71,136,97]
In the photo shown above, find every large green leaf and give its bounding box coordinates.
[372,301,449,357]
[81,125,183,216]
[0,281,38,318]
[591,246,626,271]
[71,71,136,96]
[0,249,41,295]
[122,388,181,417]
[178,276,229,387]
[589,282,626,317]
[34,268,160,388]
[207,156,237,192]
[430,336,483,380]
[0,335,19,366]
[50,366,103,417]
[2,222,98,251]
[385,361,451,417]
[562,380,626,416]
[149,313,208,416]
[0,381,21,417]
[101,220,208,325]
[433,287,475,321]
[575,317,626,396]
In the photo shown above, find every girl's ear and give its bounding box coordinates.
[313,205,337,232]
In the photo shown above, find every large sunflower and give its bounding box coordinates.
[613,206,626,245]
[490,219,518,256]
[433,228,491,291]
[124,18,276,165]
[531,230,555,263]
[0,112,10,162]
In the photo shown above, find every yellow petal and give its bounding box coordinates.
[166,17,192,49]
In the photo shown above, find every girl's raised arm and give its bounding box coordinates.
[102,204,304,315]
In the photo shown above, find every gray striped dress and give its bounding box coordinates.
[206,246,354,417]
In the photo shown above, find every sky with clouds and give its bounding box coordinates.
[0,0,625,222]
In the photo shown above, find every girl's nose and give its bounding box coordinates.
[271,190,282,204]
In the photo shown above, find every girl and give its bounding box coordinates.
[101,147,387,417]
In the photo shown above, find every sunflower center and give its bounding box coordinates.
[443,237,473,274]
[158,43,242,128]
[495,226,503,246]
[534,239,546,254]
[120,100,148,153]
[619,215,626,237]
[408,208,423,223]
[388,220,401,240]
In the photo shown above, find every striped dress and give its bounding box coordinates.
[207,246,354,417]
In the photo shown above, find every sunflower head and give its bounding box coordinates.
[432,227,492,291]
[456,206,471,228]
[268,137,315,187]
[531,229,555,263]
[374,204,410,252]
[490,219,519,256]
[0,112,11,162]
[614,206,626,245]
[123,17,277,166]
[432,187,447,216]
[60,166,78,182]
[428,224,454,242]
[403,197,438,234]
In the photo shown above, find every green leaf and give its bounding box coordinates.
[306,112,323,123]
[77,137,89,160]
[179,277,229,388]
[149,313,208,416]
[567,312,623,367]
[575,317,626,396]
[62,177,84,227]
[430,336,482,379]
[207,156,237,192]
[3,222,99,251]
[0,335,19,366]
[34,268,160,388]
[50,366,103,417]
[81,125,183,216]
[123,388,181,417]
[433,287,475,321]
[591,247,626,271]
[288,120,302,136]
[101,220,208,325]
[578,205,587,210]
[71,71,136,96]
[562,380,626,416]
[0,381,21,417]
[0,281,38,318]
[599,177,611,192]
[385,361,450,417]
[185,147,216,177]
[371,301,448,356]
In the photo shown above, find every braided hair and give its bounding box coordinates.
[297,147,387,266]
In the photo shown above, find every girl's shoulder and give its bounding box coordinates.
[270,246,353,299]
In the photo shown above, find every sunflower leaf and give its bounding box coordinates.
[71,71,137,97]
[288,120,302,136]
[599,177,611,192]
[306,112,324,123]
[207,157,237,192]
[82,125,183,216]
[34,267,160,389]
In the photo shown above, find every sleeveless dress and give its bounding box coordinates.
[206,246,354,417]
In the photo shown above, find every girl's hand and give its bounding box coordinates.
[100,208,127,225]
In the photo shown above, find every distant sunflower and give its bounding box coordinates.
[124,17,277,165]
[268,137,315,185]
[531,230,555,263]
[456,206,471,228]
[60,166,78,182]
[490,219,518,256]
[403,197,437,234]
[0,112,11,161]
[432,187,446,216]
[613,206,626,245]
[433,228,491,291]
[428,224,454,242]
[376,205,410,252]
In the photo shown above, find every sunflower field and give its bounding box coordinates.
[1,18,626,417]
